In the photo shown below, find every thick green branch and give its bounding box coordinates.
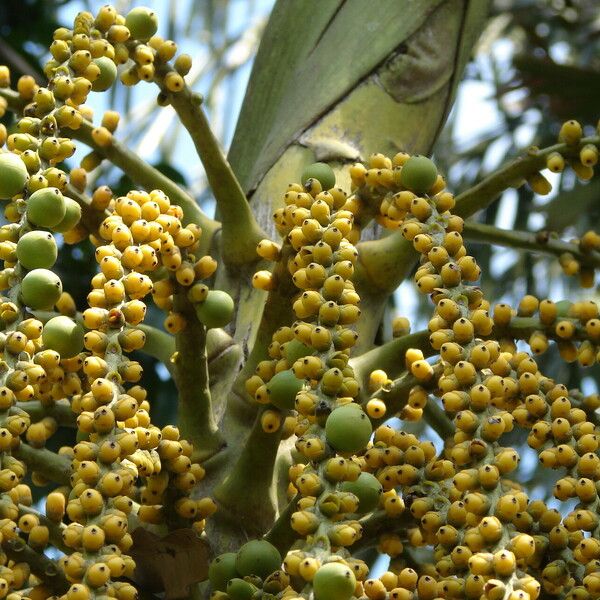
[351,330,432,400]
[13,443,71,485]
[355,230,411,296]
[501,316,592,344]
[0,87,218,243]
[369,364,453,441]
[12,399,76,427]
[462,221,600,268]
[353,509,415,553]
[154,65,266,265]
[172,290,225,462]
[64,184,108,234]
[138,324,176,377]
[2,536,69,594]
[213,408,282,536]
[264,493,300,556]
[232,249,297,400]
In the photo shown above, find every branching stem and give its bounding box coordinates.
[154,65,267,265]
[213,409,282,536]
[13,443,71,486]
[462,221,600,268]
[454,135,600,218]
[172,290,225,462]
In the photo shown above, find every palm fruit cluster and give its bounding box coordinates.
[344,149,600,600]
[0,5,230,600]
[213,163,373,599]
[211,142,600,600]
[39,5,192,175]
[1,3,600,600]
[492,296,600,366]
[535,120,600,287]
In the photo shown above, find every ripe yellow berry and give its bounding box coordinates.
[164,71,184,92]
[559,120,582,145]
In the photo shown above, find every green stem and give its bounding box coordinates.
[12,399,76,427]
[231,250,296,400]
[2,537,69,594]
[368,364,453,441]
[13,443,71,485]
[351,330,432,402]
[501,316,591,343]
[64,184,108,234]
[264,493,300,556]
[138,324,176,377]
[423,397,455,441]
[154,65,266,266]
[355,230,410,296]
[213,409,281,536]
[353,509,415,553]
[172,290,225,462]
[462,221,600,268]
[454,135,600,218]
[18,504,69,554]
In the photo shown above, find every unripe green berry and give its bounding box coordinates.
[226,578,257,600]
[209,553,239,592]
[53,198,82,232]
[21,269,63,309]
[91,57,117,92]
[42,316,84,358]
[283,339,312,364]
[0,153,28,199]
[26,187,66,228]
[235,539,281,579]
[266,370,304,410]
[313,563,356,600]
[400,155,438,194]
[340,472,382,513]
[16,231,57,269]
[125,7,158,41]
[194,290,234,329]
[325,404,372,453]
[301,162,335,191]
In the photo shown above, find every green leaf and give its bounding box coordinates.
[230,0,490,195]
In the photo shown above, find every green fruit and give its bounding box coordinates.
[42,316,84,358]
[556,300,573,317]
[53,198,82,232]
[91,57,117,92]
[226,578,257,600]
[21,269,63,310]
[26,187,66,228]
[0,153,28,199]
[301,162,335,191]
[194,290,234,329]
[209,552,239,592]
[313,563,356,600]
[340,472,382,513]
[235,539,281,579]
[267,370,304,410]
[125,7,158,41]
[16,231,57,269]
[282,339,312,364]
[400,155,438,194]
[325,404,372,453]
